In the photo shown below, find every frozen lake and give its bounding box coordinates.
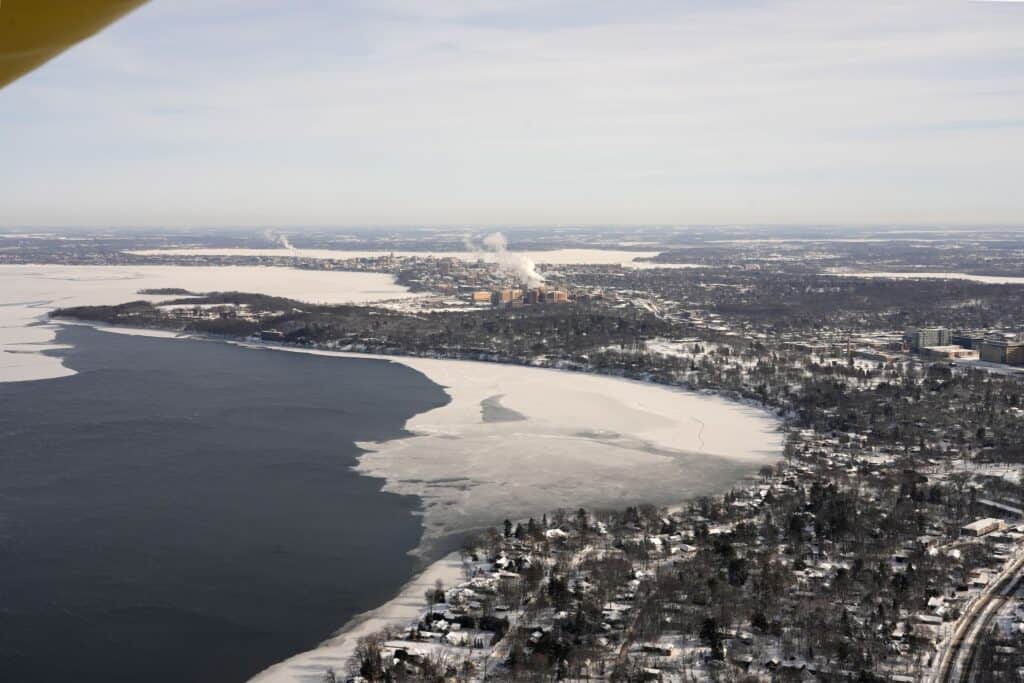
[0,264,415,383]
[245,346,782,683]
[1,263,783,683]
[234,345,784,558]
[0,325,446,683]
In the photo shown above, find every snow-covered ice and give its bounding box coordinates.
[240,347,782,683]
[0,264,415,383]
[235,345,784,557]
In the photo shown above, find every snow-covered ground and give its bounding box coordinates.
[0,264,416,383]
[827,269,1024,285]
[958,359,1024,377]
[627,260,707,270]
[643,337,719,358]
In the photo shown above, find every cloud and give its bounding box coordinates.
[1,0,1023,226]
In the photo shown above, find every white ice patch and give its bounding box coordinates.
[232,345,783,557]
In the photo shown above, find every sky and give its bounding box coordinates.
[1,0,1023,228]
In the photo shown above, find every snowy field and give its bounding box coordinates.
[827,270,1024,285]
[0,264,415,383]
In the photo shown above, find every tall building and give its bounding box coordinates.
[904,327,951,352]
[493,289,523,305]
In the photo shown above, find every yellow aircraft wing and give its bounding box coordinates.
[0,0,147,89]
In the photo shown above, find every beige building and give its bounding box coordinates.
[961,518,1005,537]
[496,289,523,305]
[979,340,1024,365]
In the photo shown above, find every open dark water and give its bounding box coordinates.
[0,325,450,683]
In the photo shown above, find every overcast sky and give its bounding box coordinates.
[2,0,1023,228]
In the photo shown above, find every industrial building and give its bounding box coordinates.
[961,518,1006,537]
[494,289,523,305]
[979,339,1024,366]
[470,287,570,308]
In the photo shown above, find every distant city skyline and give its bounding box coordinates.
[2,0,1023,227]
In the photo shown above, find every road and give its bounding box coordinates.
[932,550,1024,682]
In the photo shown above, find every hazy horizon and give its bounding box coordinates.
[4,223,1024,233]
[2,1,1023,227]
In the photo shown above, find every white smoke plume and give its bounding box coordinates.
[482,232,507,252]
[263,229,295,251]
[472,232,544,288]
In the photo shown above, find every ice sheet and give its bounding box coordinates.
[0,264,415,383]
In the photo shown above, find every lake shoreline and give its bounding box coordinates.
[0,263,418,384]
[0,323,450,683]
[32,317,784,683]
[249,551,468,683]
